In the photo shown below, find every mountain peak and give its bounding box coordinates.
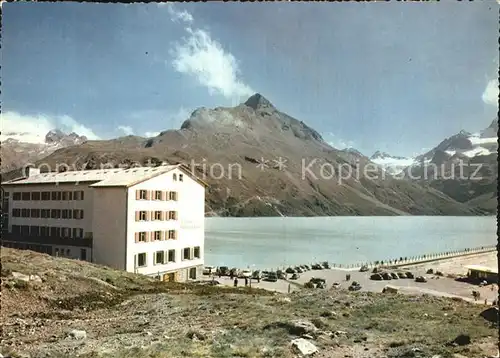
[244,93,275,111]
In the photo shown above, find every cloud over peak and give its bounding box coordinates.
[482,78,499,106]
[167,4,253,103]
[1,111,99,144]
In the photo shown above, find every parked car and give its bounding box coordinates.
[370,273,383,281]
[229,268,240,277]
[390,272,399,280]
[332,282,341,289]
[415,276,427,283]
[321,262,331,269]
[203,265,216,275]
[277,270,286,280]
[309,277,326,288]
[405,272,415,279]
[252,270,262,280]
[266,272,278,282]
[303,265,311,271]
[217,266,230,276]
[396,272,407,279]
[311,264,323,270]
[285,267,296,274]
[239,269,252,279]
[381,272,392,280]
[295,267,304,273]
[290,273,300,280]
[348,281,361,291]
[359,265,369,272]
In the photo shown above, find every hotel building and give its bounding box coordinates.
[1,164,206,282]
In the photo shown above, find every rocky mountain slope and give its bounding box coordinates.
[1,248,497,358]
[406,120,498,212]
[2,94,485,217]
[1,129,88,173]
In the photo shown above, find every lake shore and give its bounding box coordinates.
[206,251,498,304]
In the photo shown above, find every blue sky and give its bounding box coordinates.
[2,1,498,157]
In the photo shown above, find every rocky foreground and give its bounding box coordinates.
[1,248,498,358]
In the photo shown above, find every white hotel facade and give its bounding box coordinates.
[1,165,206,282]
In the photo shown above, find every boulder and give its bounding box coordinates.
[263,320,317,336]
[382,285,399,294]
[480,306,499,324]
[68,329,87,340]
[450,334,471,346]
[291,338,318,356]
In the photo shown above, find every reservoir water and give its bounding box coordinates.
[204,216,497,269]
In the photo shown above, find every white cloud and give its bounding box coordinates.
[144,131,161,138]
[324,132,355,150]
[0,111,99,144]
[168,7,253,103]
[482,79,499,105]
[117,125,135,136]
[164,3,193,23]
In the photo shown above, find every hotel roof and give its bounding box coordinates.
[2,165,180,186]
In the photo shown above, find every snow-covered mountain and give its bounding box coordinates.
[370,119,498,175]
[370,151,416,175]
[1,129,87,172]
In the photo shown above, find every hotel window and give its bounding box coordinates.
[68,191,73,200]
[137,190,148,200]
[21,192,31,201]
[40,226,49,236]
[12,209,21,218]
[21,225,30,236]
[30,209,40,218]
[12,225,21,234]
[189,267,197,280]
[31,192,41,201]
[62,191,70,200]
[167,249,176,263]
[50,227,57,237]
[68,210,73,219]
[57,192,62,200]
[173,173,177,181]
[179,174,184,182]
[41,192,51,201]
[21,209,30,218]
[12,192,21,201]
[194,246,201,259]
[30,226,40,236]
[182,248,191,260]
[167,230,177,240]
[56,227,62,237]
[168,191,178,201]
[51,209,61,219]
[154,191,162,200]
[73,191,84,200]
[62,209,69,219]
[153,231,162,241]
[137,253,147,267]
[41,209,50,218]
[136,211,148,221]
[154,251,165,265]
[168,211,178,220]
[135,232,147,243]
[73,210,84,220]
[62,227,71,238]
[72,228,84,238]
[51,192,58,200]
[154,211,162,221]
